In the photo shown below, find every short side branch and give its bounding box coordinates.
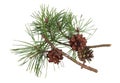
[55,41,111,49]
[56,41,70,46]
[87,44,111,48]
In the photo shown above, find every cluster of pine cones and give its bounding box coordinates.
[47,33,94,64]
[69,34,94,63]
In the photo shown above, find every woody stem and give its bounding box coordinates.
[55,41,70,46]
[56,41,111,48]
[87,44,111,48]
[62,52,98,73]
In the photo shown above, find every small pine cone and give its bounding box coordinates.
[47,48,63,64]
[79,47,94,62]
[69,34,87,51]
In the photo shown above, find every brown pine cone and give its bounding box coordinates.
[69,34,87,51]
[47,48,63,64]
[79,47,94,62]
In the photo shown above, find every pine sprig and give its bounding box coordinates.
[31,6,77,40]
[12,5,111,76]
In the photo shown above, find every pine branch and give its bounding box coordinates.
[12,5,112,76]
[42,34,98,73]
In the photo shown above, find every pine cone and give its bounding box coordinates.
[69,34,87,51]
[79,47,94,62]
[47,48,63,64]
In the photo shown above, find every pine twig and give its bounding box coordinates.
[56,41,70,46]
[55,41,111,49]
[42,34,98,73]
[87,44,111,48]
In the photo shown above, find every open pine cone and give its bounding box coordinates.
[69,34,87,51]
[79,47,94,63]
[47,48,63,64]
[69,34,94,63]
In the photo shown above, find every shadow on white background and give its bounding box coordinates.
[0,0,119,83]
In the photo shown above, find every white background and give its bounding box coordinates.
[0,0,120,82]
